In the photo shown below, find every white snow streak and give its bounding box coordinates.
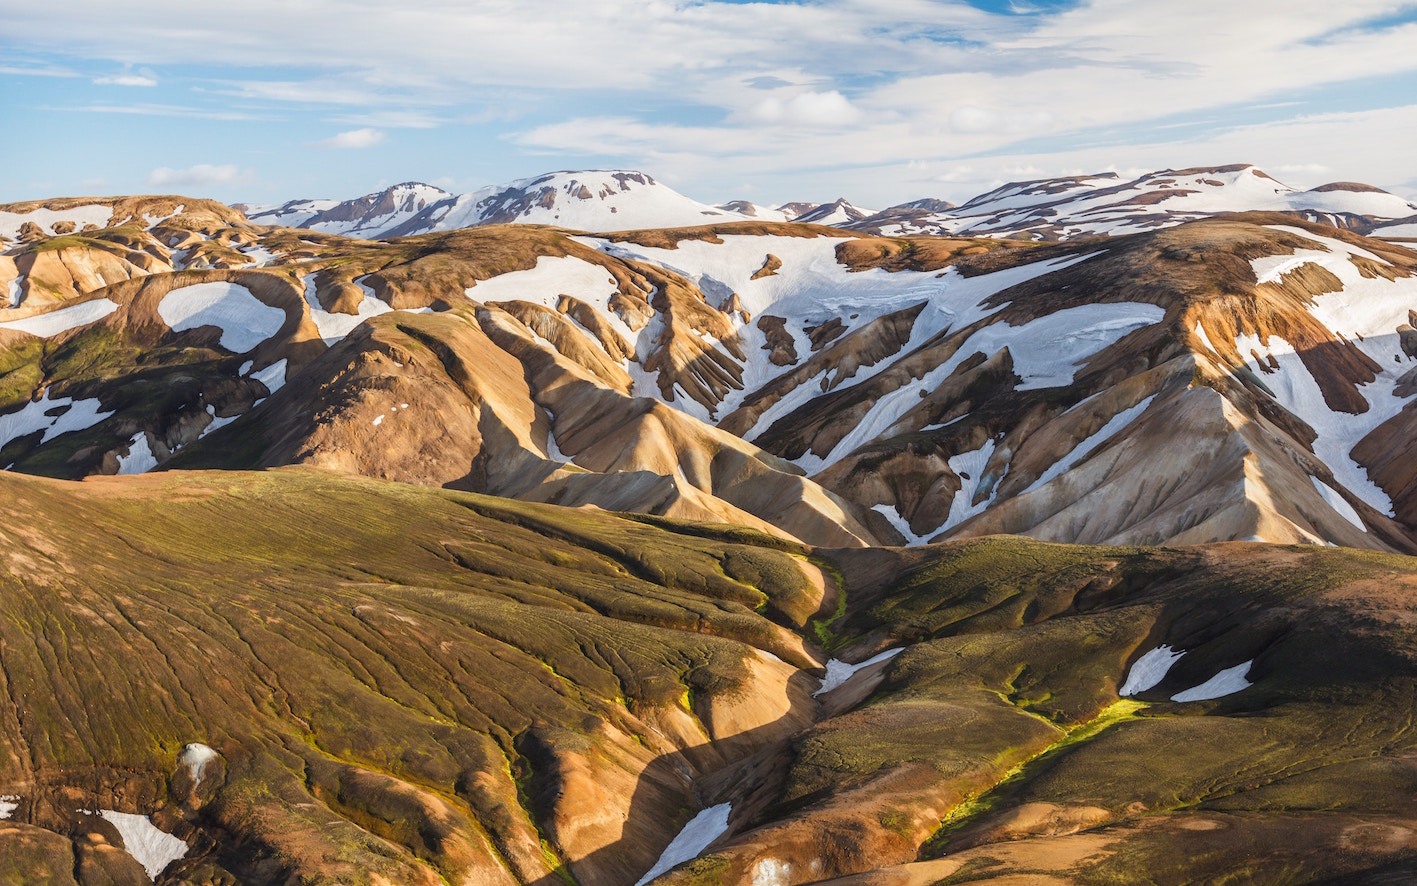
[634,803,733,885]
[941,439,998,532]
[1025,395,1157,494]
[1311,476,1366,532]
[871,503,931,546]
[301,273,393,344]
[251,359,288,395]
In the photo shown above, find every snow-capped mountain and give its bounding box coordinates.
[847,165,1417,240]
[243,172,754,239]
[240,182,453,239]
[792,198,876,227]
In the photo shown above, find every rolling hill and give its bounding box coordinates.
[3,176,1417,883]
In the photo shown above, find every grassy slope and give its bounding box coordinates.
[0,467,822,885]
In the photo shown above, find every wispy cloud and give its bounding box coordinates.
[315,127,385,149]
[43,102,264,121]
[145,163,256,190]
[93,67,157,87]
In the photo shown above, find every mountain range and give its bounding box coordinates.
[232,163,1417,242]
[3,165,1417,883]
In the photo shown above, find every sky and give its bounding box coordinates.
[3,0,1417,209]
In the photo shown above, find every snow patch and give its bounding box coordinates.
[1171,660,1254,702]
[871,503,932,546]
[6,276,21,307]
[159,282,285,353]
[0,795,17,820]
[0,299,119,337]
[634,803,732,885]
[1119,645,1185,696]
[0,390,114,454]
[202,405,238,437]
[372,414,384,427]
[251,359,288,395]
[814,648,904,697]
[0,204,113,242]
[941,439,999,532]
[301,273,394,344]
[752,858,792,886]
[92,810,188,880]
[116,432,158,475]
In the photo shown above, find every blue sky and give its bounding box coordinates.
[3,0,1417,208]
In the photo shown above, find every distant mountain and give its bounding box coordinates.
[792,197,876,226]
[846,165,1417,239]
[244,171,753,238]
[239,182,452,238]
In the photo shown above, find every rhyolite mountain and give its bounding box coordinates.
[2,171,1417,884]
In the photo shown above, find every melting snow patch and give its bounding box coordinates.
[871,503,932,546]
[116,432,158,475]
[0,299,118,337]
[202,405,238,437]
[179,743,218,785]
[635,803,732,885]
[752,858,792,886]
[6,276,21,307]
[814,648,904,697]
[941,439,999,532]
[372,414,384,427]
[1171,660,1254,702]
[1119,645,1185,696]
[301,273,393,344]
[1311,477,1366,532]
[91,810,188,879]
[159,282,285,353]
[0,795,17,819]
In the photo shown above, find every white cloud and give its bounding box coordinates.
[145,164,255,190]
[747,91,862,128]
[315,128,386,149]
